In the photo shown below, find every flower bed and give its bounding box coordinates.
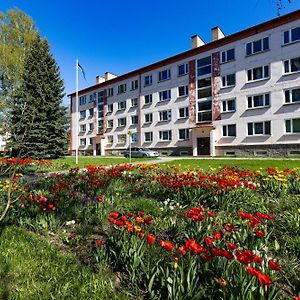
[1,164,299,299]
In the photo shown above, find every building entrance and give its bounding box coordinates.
[197,137,210,155]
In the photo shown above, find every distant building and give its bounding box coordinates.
[69,10,300,157]
[0,133,8,153]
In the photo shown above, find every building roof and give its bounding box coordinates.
[68,9,300,98]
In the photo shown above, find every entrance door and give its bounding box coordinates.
[197,137,210,155]
[96,143,101,156]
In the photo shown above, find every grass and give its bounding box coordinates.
[0,225,128,300]
[50,156,157,170]
[161,158,300,171]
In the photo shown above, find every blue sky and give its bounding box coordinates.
[1,0,300,105]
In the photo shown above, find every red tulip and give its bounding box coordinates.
[146,235,156,245]
[204,237,213,246]
[268,259,282,271]
[255,229,265,237]
[96,240,103,247]
[257,272,272,285]
[227,242,237,251]
[213,231,222,241]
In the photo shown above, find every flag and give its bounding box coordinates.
[77,62,87,81]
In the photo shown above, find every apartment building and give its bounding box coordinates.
[69,10,300,157]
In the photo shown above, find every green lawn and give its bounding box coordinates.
[161,158,300,171]
[50,156,157,170]
[0,226,128,300]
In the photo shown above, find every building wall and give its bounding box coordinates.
[70,11,300,157]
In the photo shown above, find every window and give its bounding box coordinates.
[178,63,189,76]
[107,135,113,144]
[117,101,126,110]
[131,98,138,107]
[284,57,300,74]
[144,113,153,124]
[221,48,235,63]
[88,123,93,131]
[285,118,300,133]
[198,101,211,111]
[89,138,93,146]
[117,134,126,143]
[80,138,86,146]
[159,110,172,122]
[179,107,189,118]
[178,85,189,97]
[107,103,113,113]
[89,94,94,103]
[158,69,171,81]
[222,99,236,112]
[131,115,139,125]
[144,132,153,142]
[107,119,113,128]
[98,119,103,128]
[221,74,236,87]
[131,80,138,90]
[79,124,86,132]
[80,110,86,119]
[118,83,126,94]
[159,90,171,101]
[108,87,114,97]
[248,121,271,135]
[97,91,104,103]
[197,77,212,99]
[118,118,127,127]
[246,37,269,55]
[247,65,270,82]
[159,130,172,141]
[222,124,236,137]
[283,27,300,45]
[144,94,153,105]
[89,108,94,117]
[198,111,212,122]
[179,129,189,140]
[79,96,86,105]
[248,93,270,108]
[197,56,211,77]
[144,75,152,86]
[285,88,300,104]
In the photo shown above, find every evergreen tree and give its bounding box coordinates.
[9,35,68,158]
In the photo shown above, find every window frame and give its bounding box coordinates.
[131,115,139,125]
[131,79,139,90]
[159,89,171,102]
[283,26,300,45]
[131,98,138,107]
[144,132,153,142]
[144,75,153,86]
[117,117,127,127]
[117,83,127,94]
[284,88,300,104]
[247,65,270,82]
[178,63,189,76]
[159,130,172,141]
[283,57,300,74]
[247,93,270,109]
[246,37,269,56]
[285,118,300,134]
[221,98,236,113]
[179,107,189,119]
[178,128,190,140]
[178,85,189,97]
[158,69,171,82]
[221,73,236,88]
[159,110,172,122]
[247,121,271,136]
[221,48,235,64]
[144,113,153,124]
[222,124,236,137]
[117,100,126,110]
[144,94,153,105]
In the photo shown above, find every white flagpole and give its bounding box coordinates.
[75,59,79,165]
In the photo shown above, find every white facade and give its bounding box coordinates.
[69,10,300,157]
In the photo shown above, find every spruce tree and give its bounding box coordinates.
[9,35,67,158]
